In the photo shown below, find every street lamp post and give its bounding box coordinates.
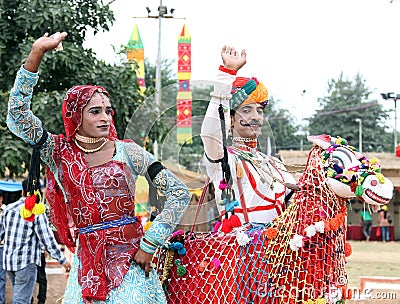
[143,2,176,159]
[299,89,306,151]
[355,118,362,152]
[380,92,398,153]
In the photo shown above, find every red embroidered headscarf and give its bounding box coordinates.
[45,85,118,301]
[62,85,117,138]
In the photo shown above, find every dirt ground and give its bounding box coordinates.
[3,240,400,303]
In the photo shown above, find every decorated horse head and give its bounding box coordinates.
[308,134,393,209]
[260,134,394,303]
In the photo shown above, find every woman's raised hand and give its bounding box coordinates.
[25,32,68,72]
[32,32,68,54]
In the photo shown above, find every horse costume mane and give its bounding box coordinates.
[156,134,393,304]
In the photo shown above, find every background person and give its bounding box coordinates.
[377,205,392,242]
[360,208,372,241]
[0,179,70,304]
[0,191,6,304]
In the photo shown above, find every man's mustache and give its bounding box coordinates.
[239,120,262,127]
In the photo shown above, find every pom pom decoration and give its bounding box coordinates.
[289,234,303,251]
[264,227,278,239]
[32,202,46,215]
[20,206,34,222]
[236,230,250,246]
[314,221,325,233]
[212,257,221,270]
[344,242,352,257]
[329,218,341,231]
[21,190,45,221]
[172,230,184,238]
[174,259,187,277]
[219,180,228,190]
[355,184,363,197]
[304,225,317,238]
[323,220,331,233]
[169,242,187,255]
[225,200,239,212]
[375,172,385,184]
[24,195,37,210]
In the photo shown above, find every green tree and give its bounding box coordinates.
[266,96,302,152]
[307,73,391,152]
[0,0,143,178]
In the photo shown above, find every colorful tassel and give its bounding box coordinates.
[143,221,152,232]
[236,163,244,178]
[229,214,242,228]
[221,218,233,233]
[355,184,363,196]
[213,221,221,233]
[219,180,228,190]
[225,199,239,212]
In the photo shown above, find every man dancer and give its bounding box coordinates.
[201,46,296,230]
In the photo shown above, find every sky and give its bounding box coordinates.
[84,0,400,128]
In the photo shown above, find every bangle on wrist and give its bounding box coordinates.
[219,65,237,75]
[142,237,157,248]
[140,238,158,254]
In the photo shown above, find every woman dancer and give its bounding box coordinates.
[7,32,190,303]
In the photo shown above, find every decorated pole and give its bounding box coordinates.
[126,24,146,92]
[176,24,192,144]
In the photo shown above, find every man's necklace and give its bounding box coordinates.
[231,147,285,188]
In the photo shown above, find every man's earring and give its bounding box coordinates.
[228,126,233,137]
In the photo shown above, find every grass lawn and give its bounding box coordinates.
[345,240,400,303]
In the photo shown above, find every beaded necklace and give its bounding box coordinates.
[75,133,105,144]
[74,138,109,153]
[232,137,258,154]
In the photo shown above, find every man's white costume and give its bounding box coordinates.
[201,70,296,225]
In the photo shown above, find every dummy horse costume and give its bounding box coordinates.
[155,135,393,304]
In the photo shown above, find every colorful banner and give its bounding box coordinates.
[134,175,150,217]
[127,24,146,92]
[176,24,192,144]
